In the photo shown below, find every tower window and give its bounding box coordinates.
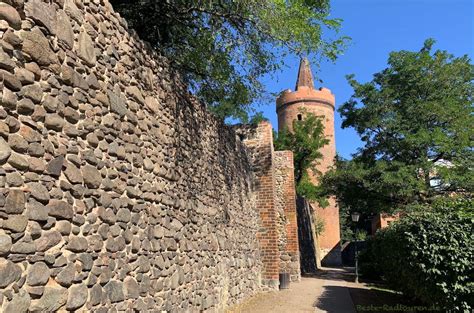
[297,114,303,121]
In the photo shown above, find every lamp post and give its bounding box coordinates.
[351,212,360,284]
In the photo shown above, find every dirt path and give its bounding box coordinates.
[230,268,357,313]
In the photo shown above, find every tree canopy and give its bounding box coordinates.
[110,0,348,122]
[274,110,329,205]
[322,39,473,214]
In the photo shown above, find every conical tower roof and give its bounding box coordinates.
[276,57,334,112]
[295,57,314,90]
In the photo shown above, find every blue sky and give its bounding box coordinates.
[258,0,473,159]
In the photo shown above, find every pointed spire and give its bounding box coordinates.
[295,57,315,90]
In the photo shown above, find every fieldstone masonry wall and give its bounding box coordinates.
[0,0,303,311]
[0,0,271,311]
[274,151,300,282]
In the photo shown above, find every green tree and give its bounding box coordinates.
[322,39,473,213]
[274,110,329,204]
[321,157,425,213]
[110,0,348,121]
[338,205,354,242]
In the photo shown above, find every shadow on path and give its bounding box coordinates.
[347,285,433,313]
[314,285,356,313]
[304,267,355,283]
[231,267,424,313]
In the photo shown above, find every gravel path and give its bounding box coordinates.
[231,268,357,313]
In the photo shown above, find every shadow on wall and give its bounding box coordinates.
[297,196,342,271]
[321,242,343,267]
[296,196,318,274]
[341,241,368,267]
[176,93,254,198]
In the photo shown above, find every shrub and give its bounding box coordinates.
[359,209,473,311]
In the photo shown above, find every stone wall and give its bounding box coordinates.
[0,0,264,311]
[274,151,300,282]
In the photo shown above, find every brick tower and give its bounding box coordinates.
[276,58,342,266]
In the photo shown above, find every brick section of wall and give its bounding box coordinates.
[235,122,280,289]
[274,151,301,282]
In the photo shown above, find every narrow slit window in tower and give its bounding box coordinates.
[297,114,303,121]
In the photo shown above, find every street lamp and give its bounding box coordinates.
[351,212,361,283]
[351,212,360,223]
